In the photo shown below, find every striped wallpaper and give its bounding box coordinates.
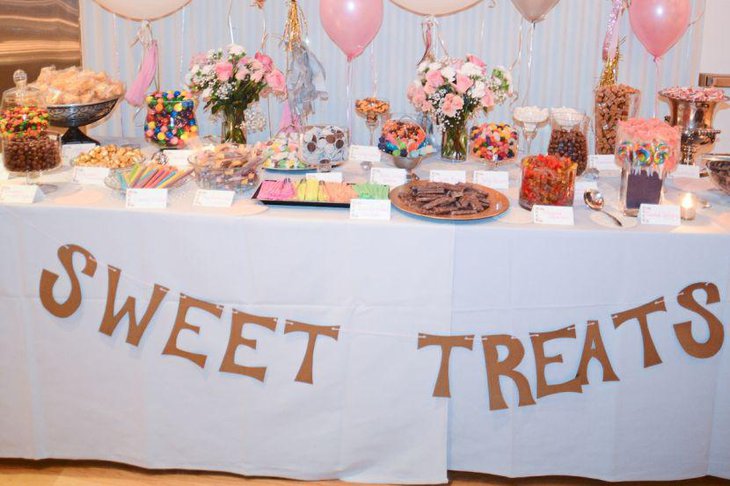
[79,0,706,148]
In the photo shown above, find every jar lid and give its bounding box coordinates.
[1,70,44,112]
[551,107,585,127]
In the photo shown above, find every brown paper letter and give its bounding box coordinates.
[575,320,619,385]
[530,325,583,399]
[162,294,223,368]
[220,309,277,381]
[674,282,724,359]
[612,297,667,368]
[98,266,169,346]
[284,320,340,384]
[482,335,536,411]
[39,244,97,318]
[417,334,474,398]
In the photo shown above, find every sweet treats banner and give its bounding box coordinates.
[39,243,726,409]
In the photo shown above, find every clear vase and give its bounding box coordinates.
[441,121,468,162]
[221,109,247,144]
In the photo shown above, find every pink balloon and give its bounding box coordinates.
[320,0,384,62]
[629,0,691,59]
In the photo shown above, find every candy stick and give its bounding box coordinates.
[130,166,153,188]
[156,171,177,189]
[116,171,128,190]
[124,164,140,186]
[134,167,158,188]
[144,167,172,188]
[159,168,192,188]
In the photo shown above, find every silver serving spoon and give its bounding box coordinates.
[584,189,623,227]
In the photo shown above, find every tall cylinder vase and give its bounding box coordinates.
[222,109,247,144]
[441,120,468,162]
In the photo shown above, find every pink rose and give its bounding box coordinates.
[234,62,250,81]
[255,52,274,71]
[441,93,464,118]
[426,69,444,88]
[407,82,427,109]
[215,61,234,82]
[265,69,287,95]
[423,83,436,96]
[455,74,473,94]
[481,89,495,109]
[467,54,486,68]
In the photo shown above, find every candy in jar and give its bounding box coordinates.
[0,106,60,174]
[616,118,680,216]
[144,90,198,149]
[469,122,517,163]
[518,154,576,210]
[300,125,349,165]
[547,108,588,176]
[594,84,640,154]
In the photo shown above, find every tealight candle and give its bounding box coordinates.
[681,193,696,221]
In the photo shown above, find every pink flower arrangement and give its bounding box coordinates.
[186,44,286,117]
[407,55,512,128]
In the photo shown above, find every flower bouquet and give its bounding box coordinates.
[185,44,286,144]
[407,55,512,161]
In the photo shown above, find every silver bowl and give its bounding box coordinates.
[704,154,730,196]
[47,96,123,145]
[382,152,433,181]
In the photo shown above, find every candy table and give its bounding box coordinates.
[1,154,729,484]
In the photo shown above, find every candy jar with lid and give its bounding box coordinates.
[1,70,44,112]
[518,154,577,210]
[144,90,198,149]
[616,118,681,216]
[547,107,589,176]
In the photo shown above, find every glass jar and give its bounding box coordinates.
[144,90,198,149]
[1,70,44,112]
[2,131,61,176]
[547,108,589,176]
[300,124,349,169]
[188,143,261,193]
[469,122,518,166]
[519,154,577,210]
[616,118,681,216]
[594,84,640,155]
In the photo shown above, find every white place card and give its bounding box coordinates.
[574,180,599,203]
[126,188,168,209]
[72,166,110,186]
[349,145,382,163]
[0,184,42,204]
[0,168,9,181]
[473,170,509,189]
[349,199,392,221]
[163,149,194,168]
[370,167,407,188]
[193,189,235,208]
[671,164,701,179]
[306,172,343,183]
[532,205,575,226]
[589,154,619,172]
[430,170,466,184]
[639,204,681,226]
[62,143,97,164]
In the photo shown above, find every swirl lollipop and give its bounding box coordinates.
[653,141,669,166]
[616,141,634,165]
[635,143,653,167]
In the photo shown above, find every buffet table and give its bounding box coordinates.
[1,156,729,484]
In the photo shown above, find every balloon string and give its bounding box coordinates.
[653,56,661,118]
[370,42,377,97]
[111,13,125,137]
[179,5,186,85]
[228,0,235,44]
[689,0,706,26]
[346,60,353,141]
[523,22,535,107]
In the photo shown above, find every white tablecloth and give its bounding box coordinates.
[1,155,729,483]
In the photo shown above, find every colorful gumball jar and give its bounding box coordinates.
[615,118,680,216]
[469,122,518,166]
[144,90,198,149]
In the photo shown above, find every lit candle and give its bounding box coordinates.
[681,193,696,221]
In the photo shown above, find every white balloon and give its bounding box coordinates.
[390,0,483,17]
[94,0,190,21]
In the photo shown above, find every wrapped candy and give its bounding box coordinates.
[378,119,433,158]
[144,90,198,149]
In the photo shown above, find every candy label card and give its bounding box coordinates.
[0,184,42,204]
[350,199,392,221]
[126,188,168,209]
[473,170,509,189]
[639,204,681,226]
[163,149,194,168]
[430,170,466,184]
[193,189,235,208]
[72,167,110,186]
[306,172,343,183]
[349,145,382,163]
[671,165,701,179]
[371,167,407,189]
[532,205,575,226]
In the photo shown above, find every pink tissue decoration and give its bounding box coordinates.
[125,40,158,107]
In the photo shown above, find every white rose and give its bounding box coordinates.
[227,44,244,56]
[428,62,442,72]
[418,62,429,73]
[460,62,482,78]
[471,81,486,99]
[202,65,214,75]
[441,66,456,81]
[202,87,212,100]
